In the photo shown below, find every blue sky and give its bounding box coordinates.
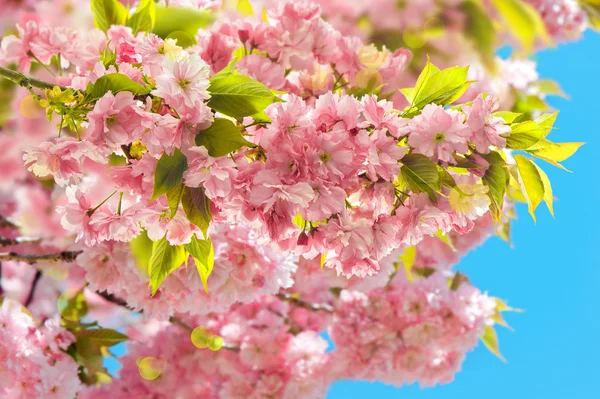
[328,32,600,398]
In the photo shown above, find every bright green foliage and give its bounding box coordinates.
[182,186,212,237]
[397,246,417,281]
[491,0,550,52]
[526,140,584,170]
[482,325,506,362]
[152,5,213,40]
[185,236,214,293]
[130,230,153,274]
[400,59,471,115]
[152,149,188,200]
[462,0,496,69]
[91,0,129,32]
[482,151,509,221]
[195,118,255,157]
[58,289,88,321]
[127,0,156,34]
[580,0,600,32]
[166,185,185,218]
[148,236,187,295]
[75,328,129,346]
[207,74,282,118]
[505,120,546,149]
[400,153,441,202]
[165,31,196,48]
[514,155,547,221]
[85,73,151,101]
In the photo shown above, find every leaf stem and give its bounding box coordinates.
[0,66,66,91]
[87,190,118,216]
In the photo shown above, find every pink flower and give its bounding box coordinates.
[89,204,142,243]
[366,129,406,181]
[152,53,211,112]
[56,187,95,245]
[87,91,142,152]
[249,170,315,212]
[184,146,238,198]
[407,104,471,163]
[462,94,510,153]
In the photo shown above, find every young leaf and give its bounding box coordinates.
[91,0,129,32]
[492,111,522,124]
[533,162,554,217]
[400,153,441,202]
[75,328,129,347]
[505,120,545,150]
[481,151,509,221]
[85,73,151,101]
[185,236,214,293]
[182,186,212,237]
[514,155,545,222]
[148,237,187,295]
[130,229,153,275]
[535,111,558,137]
[236,0,255,16]
[526,140,584,170]
[166,184,184,218]
[398,246,417,282]
[195,118,255,157]
[165,30,196,48]
[207,74,282,118]
[491,0,550,52]
[152,6,213,39]
[127,0,156,34]
[482,325,506,362]
[152,149,188,200]
[462,0,496,69]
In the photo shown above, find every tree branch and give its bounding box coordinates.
[0,236,43,247]
[0,262,3,296]
[24,270,42,307]
[0,250,82,264]
[0,215,19,230]
[276,292,334,313]
[0,66,66,91]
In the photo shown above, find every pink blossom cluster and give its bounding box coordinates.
[80,297,330,399]
[525,0,588,40]
[78,224,297,320]
[0,298,81,399]
[328,274,496,387]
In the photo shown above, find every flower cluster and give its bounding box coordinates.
[0,298,81,399]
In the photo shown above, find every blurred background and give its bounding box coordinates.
[329,31,600,399]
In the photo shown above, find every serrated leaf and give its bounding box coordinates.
[185,236,214,293]
[514,155,545,222]
[127,0,156,34]
[182,186,212,237]
[166,184,184,218]
[91,0,128,32]
[152,149,188,200]
[207,74,282,118]
[75,328,129,347]
[482,325,506,362]
[400,153,441,202]
[85,73,151,101]
[152,5,213,39]
[195,118,255,157]
[130,229,153,275]
[526,140,583,170]
[505,120,545,150]
[148,237,187,295]
[482,151,508,221]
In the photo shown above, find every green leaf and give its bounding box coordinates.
[482,325,506,362]
[491,0,550,52]
[152,149,188,200]
[400,60,471,111]
[530,80,568,98]
[492,111,522,124]
[85,73,151,101]
[462,0,496,69]
[153,5,213,40]
[398,246,417,282]
[148,237,187,295]
[182,186,212,237]
[535,111,558,137]
[505,120,546,150]
[526,140,584,170]
[130,229,153,275]
[207,74,282,118]
[75,328,129,347]
[514,155,545,222]
[481,151,509,221]
[58,290,88,321]
[185,236,214,293]
[535,163,554,217]
[400,153,441,202]
[166,184,184,218]
[127,0,156,34]
[91,0,129,32]
[165,30,196,48]
[236,0,255,16]
[195,118,255,157]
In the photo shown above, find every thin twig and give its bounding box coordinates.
[276,292,334,313]
[0,236,43,247]
[0,216,19,229]
[0,250,82,264]
[0,262,3,296]
[24,270,42,307]
[0,66,66,91]
[96,290,136,311]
